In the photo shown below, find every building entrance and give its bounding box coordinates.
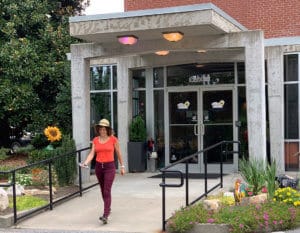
[166,87,238,173]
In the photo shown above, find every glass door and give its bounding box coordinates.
[167,91,199,171]
[201,89,235,172]
[166,88,237,173]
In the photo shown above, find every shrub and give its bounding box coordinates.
[129,115,147,142]
[0,148,10,160]
[9,173,32,186]
[53,134,77,186]
[273,187,300,206]
[206,194,235,206]
[14,144,34,154]
[0,165,14,180]
[31,133,49,149]
[31,167,58,186]
[28,134,76,186]
[216,201,300,233]
[167,201,300,233]
[167,204,210,233]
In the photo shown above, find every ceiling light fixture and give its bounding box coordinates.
[162,31,184,42]
[197,49,207,53]
[117,35,138,45]
[155,50,169,56]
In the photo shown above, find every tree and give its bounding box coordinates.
[0,0,89,135]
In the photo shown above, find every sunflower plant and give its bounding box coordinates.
[44,126,62,143]
[38,126,63,150]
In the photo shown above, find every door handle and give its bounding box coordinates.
[200,124,205,136]
[194,124,198,136]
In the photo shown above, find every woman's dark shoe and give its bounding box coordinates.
[99,215,108,224]
[101,217,108,224]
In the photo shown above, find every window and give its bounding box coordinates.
[90,64,118,139]
[284,54,300,170]
[167,63,235,86]
[153,67,165,167]
[132,69,146,119]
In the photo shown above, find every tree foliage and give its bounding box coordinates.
[0,0,89,135]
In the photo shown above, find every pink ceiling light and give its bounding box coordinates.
[117,35,138,45]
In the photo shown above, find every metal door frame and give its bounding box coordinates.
[165,85,238,173]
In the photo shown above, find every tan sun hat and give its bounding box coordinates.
[96,118,110,128]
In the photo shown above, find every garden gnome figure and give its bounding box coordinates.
[234,179,245,204]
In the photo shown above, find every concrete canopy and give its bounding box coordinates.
[69,3,247,52]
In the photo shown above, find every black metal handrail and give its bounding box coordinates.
[0,146,99,224]
[159,140,240,231]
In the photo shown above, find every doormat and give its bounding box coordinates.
[148,173,227,179]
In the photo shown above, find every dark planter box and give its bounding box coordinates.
[128,141,146,172]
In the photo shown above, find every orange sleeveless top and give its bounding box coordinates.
[93,136,117,163]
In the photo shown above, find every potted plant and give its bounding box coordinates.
[128,115,147,172]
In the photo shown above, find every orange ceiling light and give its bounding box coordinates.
[117,35,138,45]
[162,31,184,42]
[155,50,169,56]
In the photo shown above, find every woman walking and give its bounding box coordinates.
[81,119,125,224]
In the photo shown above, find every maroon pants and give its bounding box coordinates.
[95,161,115,218]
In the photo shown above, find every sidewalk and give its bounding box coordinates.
[6,171,300,233]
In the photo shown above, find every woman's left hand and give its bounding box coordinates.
[120,167,125,175]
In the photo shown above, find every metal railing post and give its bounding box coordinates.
[185,161,189,206]
[12,171,17,224]
[48,161,53,210]
[161,173,166,231]
[204,152,208,195]
[220,144,224,188]
[78,150,83,196]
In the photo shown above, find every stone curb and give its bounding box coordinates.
[0,213,13,228]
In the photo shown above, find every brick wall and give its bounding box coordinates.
[124,0,300,38]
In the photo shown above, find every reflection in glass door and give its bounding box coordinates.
[202,90,233,164]
[168,92,198,164]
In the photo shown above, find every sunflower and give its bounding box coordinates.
[44,126,62,142]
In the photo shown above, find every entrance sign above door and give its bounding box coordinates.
[189,74,211,85]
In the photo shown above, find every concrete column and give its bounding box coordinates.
[116,56,144,170]
[145,68,154,139]
[71,44,91,182]
[244,32,267,163]
[266,46,285,173]
[116,58,132,171]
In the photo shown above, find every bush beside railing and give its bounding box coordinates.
[27,134,76,186]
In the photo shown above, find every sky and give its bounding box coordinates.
[84,0,124,15]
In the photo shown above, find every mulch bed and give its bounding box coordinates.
[0,153,28,168]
